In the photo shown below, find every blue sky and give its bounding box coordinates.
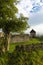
[17,0,43,25]
[17,0,43,35]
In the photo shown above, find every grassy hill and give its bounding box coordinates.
[0,38,43,65]
[9,38,42,52]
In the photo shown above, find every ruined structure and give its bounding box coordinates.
[10,34,29,43]
[30,29,36,38]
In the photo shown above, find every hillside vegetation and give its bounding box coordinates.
[9,38,42,52]
[0,38,43,65]
[0,43,43,65]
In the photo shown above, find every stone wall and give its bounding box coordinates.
[10,34,29,43]
[15,43,43,52]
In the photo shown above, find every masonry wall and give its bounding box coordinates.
[10,34,29,43]
[15,43,43,52]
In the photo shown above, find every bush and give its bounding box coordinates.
[8,45,43,65]
[0,45,43,65]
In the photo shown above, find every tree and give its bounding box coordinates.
[0,0,29,52]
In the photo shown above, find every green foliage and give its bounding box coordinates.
[0,38,4,54]
[0,0,28,34]
[36,36,43,43]
[0,0,29,52]
[0,44,43,65]
[0,53,8,65]
[8,47,43,65]
[9,38,41,52]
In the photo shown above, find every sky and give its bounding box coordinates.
[17,0,43,35]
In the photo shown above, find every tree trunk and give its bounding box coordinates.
[7,33,11,51]
[4,33,11,52]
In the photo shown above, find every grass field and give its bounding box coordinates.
[9,38,42,52]
[0,38,43,65]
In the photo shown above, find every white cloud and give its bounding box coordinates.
[25,23,43,35]
[16,0,43,16]
[17,0,32,16]
[16,0,43,35]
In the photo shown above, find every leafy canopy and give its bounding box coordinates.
[0,0,29,34]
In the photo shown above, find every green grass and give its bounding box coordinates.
[9,38,42,52]
[0,38,43,65]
